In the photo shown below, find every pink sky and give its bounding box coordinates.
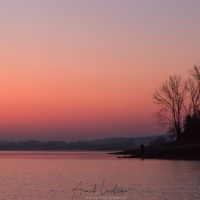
[0,1,200,141]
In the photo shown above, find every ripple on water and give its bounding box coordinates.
[0,152,199,200]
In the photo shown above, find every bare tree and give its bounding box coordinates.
[189,64,200,83]
[187,65,200,117]
[185,77,200,118]
[153,75,187,140]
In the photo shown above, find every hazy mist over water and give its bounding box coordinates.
[0,151,199,200]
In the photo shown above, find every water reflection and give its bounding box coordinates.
[0,152,199,199]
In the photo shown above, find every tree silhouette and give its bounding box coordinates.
[153,75,187,140]
[184,65,200,138]
[187,65,200,117]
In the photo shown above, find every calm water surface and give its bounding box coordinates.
[0,151,199,200]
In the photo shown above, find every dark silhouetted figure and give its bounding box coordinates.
[140,144,145,159]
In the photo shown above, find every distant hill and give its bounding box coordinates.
[0,135,168,151]
[88,135,168,148]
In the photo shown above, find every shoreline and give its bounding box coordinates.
[110,143,200,161]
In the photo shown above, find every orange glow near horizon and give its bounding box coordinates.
[0,1,200,140]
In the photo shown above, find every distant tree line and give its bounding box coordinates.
[153,64,200,142]
[0,138,136,151]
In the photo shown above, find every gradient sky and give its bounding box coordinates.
[0,0,200,141]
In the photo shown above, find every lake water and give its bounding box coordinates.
[0,151,199,200]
